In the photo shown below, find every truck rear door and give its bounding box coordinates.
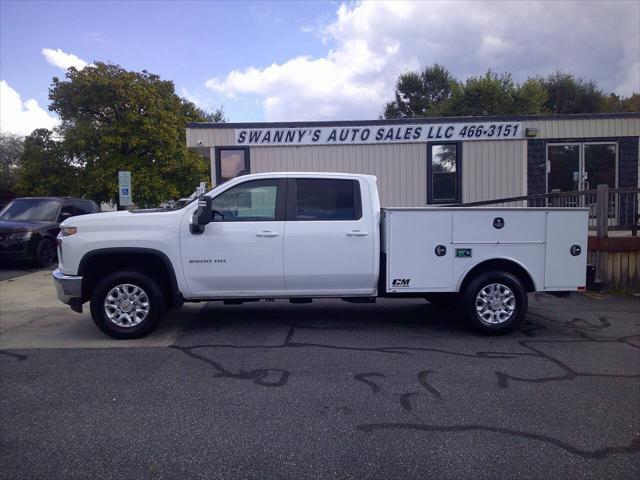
[283,177,377,295]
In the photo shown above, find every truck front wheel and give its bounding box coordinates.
[90,271,166,339]
[462,271,527,335]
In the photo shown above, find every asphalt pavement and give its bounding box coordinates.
[0,271,639,479]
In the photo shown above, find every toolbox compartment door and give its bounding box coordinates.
[452,210,546,243]
[544,210,588,289]
[385,210,453,292]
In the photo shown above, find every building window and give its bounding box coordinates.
[427,142,461,204]
[289,178,362,221]
[215,147,250,184]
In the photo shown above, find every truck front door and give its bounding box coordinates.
[283,178,376,295]
[180,178,287,296]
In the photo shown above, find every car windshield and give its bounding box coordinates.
[0,199,62,222]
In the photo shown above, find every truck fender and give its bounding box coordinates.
[456,257,538,293]
[77,247,183,307]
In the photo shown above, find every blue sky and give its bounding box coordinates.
[1,1,639,135]
[1,0,336,126]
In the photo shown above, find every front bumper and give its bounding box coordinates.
[53,269,82,306]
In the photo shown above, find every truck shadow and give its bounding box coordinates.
[183,298,472,335]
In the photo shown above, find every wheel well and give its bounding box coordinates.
[459,259,536,293]
[79,251,179,307]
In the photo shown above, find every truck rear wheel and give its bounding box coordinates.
[462,271,527,335]
[90,271,166,339]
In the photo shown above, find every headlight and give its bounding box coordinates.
[62,226,77,236]
[8,231,32,240]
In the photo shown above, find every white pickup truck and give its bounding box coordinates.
[53,172,588,338]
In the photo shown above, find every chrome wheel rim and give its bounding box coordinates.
[104,284,150,328]
[475,283,516,324]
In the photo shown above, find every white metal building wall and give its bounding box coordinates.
[461,140,527,203]
[186,116,640,207]
[524,117,640,138]
[250,143,427,207]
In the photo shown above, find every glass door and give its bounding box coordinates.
[547,144,581,207]
[546,142,618,215]
[584,143,617,224]
[547,143,617,193]
[583,143,616,191]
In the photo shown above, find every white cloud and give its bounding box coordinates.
[0,81,59,136]
[42,47,88,71]
[206,0,640,121]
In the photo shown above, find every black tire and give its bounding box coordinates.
[424,293,459,307]
[35,238,56,268]
[463,271,527,335]
[90,271,166,339]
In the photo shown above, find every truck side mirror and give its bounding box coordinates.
[190,196,212,234]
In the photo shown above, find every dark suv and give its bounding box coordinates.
[0,197,100,267]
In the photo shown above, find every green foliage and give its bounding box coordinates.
[513,78,548,115]
[540,72,604,114]
[0,133,24,197]
[383,64,454,118]
[602,93,640,113]
[200,107,228,123]
[383,65,637,119]
[48,62,210,207]
[446,71,520,116]
[15,129,80,197]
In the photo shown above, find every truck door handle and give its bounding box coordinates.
[256,230,280,237]
[346,230,369,237]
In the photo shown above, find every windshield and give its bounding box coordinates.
[0,199,62,222]
[170,197,197,210]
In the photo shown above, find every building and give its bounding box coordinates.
[186,112,640,207]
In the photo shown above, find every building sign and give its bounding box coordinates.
[235,121,523,146]
[118,171,132,206]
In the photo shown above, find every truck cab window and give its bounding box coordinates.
[210,179,278,221]
[293,179,360,220]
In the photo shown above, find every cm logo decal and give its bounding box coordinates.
[392,278,411,287]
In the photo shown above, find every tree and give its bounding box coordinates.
[0,133,23,198]
[15,129,80,197]
[540,72,605,114]
[621,94,640,112]
[48,62,210,207]
[382,65,637,118]
[444,71,520,116]
[602,93,640,113]
[513,78,548,115]
[201,107,228,123]
[383,64,454,118]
